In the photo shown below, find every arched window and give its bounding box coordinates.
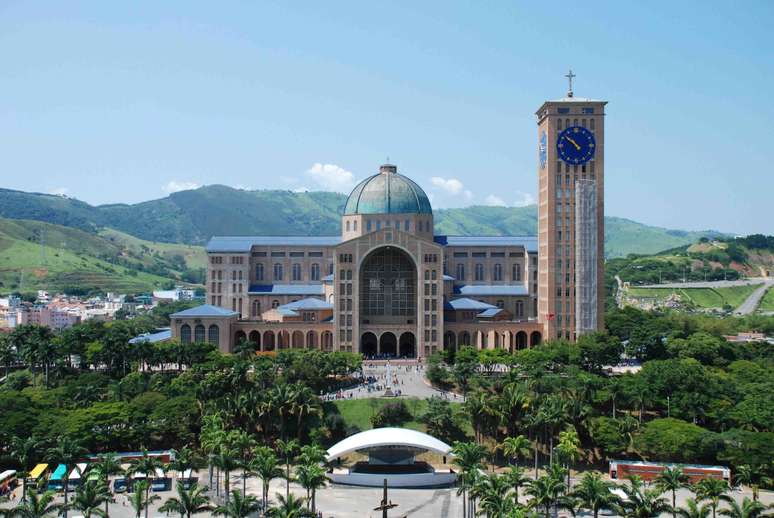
[516,300,524,317]
[252,300,261,317]
[353,221,358,231]
[194,324,206,343]
[310,263,320,281]
[475,263,484,281]
[273,263,283,280]
[272,299,280,309]
[180,324,191,344]
[292,263,302,281]
[346,221,350,232]
[493,263,503,281]
[456,263,465,281]
[255,263,264,281]
[208,325,219,346]
[513,264,521,281]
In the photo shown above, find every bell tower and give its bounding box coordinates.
[536,72,607,341]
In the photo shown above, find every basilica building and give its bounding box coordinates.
[170,163,545,357]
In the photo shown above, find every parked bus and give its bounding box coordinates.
[114,464,131,493]
[151,468,169,492]
[609,460,730,483]
[27,463,48,487]
[178,469,197,490]
[48,464,68,491]
[0,470,17,496]
[67,463,88,490]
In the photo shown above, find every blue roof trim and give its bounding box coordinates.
[248,284,325,295]
[129,328,172,344]
[278,298,333,311]
[434,235,538,252]
[477,308,505,318]
[170,304,239,318]
[207,236,341,252]
[457,285,529,296]
[445,297,498,311]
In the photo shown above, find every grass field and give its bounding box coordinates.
[627,283,760,309]
[98,228,207,269]
[328,398,470,435]
[759,286,774,312]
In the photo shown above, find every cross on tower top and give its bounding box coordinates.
[565,69,576,98]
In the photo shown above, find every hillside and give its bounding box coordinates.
[0,186,725,257]
[0,218,205,294]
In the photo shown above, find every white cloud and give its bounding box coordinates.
[513,191,536,207]
[430,176,465,195]
[484,194,507,206]
[162,181,201,194]
[48,187,69,196]
[305,163,356,192]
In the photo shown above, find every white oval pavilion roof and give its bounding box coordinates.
[326,427,453,461]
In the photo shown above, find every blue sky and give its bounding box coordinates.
[1,1,772,234]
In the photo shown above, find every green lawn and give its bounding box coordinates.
[759,286,774,312]
[627,283,761,309]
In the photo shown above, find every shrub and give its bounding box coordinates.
[370,401,412,428]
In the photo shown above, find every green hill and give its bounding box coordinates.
[0,186,725,258]
[0,218,205,294]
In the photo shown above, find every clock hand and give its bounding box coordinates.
[565,136,581,150]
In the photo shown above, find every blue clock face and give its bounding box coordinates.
[557,126,596,165]
[539,131,547,169]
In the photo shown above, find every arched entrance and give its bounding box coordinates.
[379,332,397,357]
[399,332,416,358]
[359,247,417,325]
[234,330,247,346]
[306,331,318,349]
[263,331,275,351]
[278,330,290,349]
[443,331,457,352]
[530,331,542,346]
[459,331,471,347]
[292,330,304,348]
[249,330,261,351]
[515,331,528,350]
[361,332,378,357]
[321,331,333,351]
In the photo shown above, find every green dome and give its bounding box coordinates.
[344,164,433,215]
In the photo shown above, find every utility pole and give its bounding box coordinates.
[373,479,398,518]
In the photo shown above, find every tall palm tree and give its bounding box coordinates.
[69,481,112,518]
[127,481,159,518]
[293,463,327,514]
[290,384,322,441]
[296,445,326,466]
[226,431,255,496]
[571,472,617,518]
[733,466,770,503]
[158,482,212,518]
[501,435,532,468]
[10,436,39,501]
[212,490,261,518]
[275,439,299,501]
[11,489,63,518]
[526,474,566,518]
[718,497,766,518]
[504,466,530,506]
[267,493,313,518]
[695,478,731,518]
[212,446,240,504]
[127,451,165,518]
[251,449,284,511]
[614,476,671,518]
[555,428,581,489]
[92,453,123,518]
[46,436,86,518]
[451,441,487,518]
[656,466,689,518]
[475,473,515,518]
[677,498,712,518]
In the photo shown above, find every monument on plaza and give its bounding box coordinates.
[383,361,395,397]
[326,428,456,488]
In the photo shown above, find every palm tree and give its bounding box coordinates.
[526,474,566,518]
[733,466,770,502]
[46,436,86,518]
[69,481,112,518]
[275,439,299,501]
[290,384,322,441]
[158,482,212,518]
[656,466,689,518]
[211,446,240,503]
[10,436,39,501]
[212,490,261,518]
[504,466,530,506]
[227,431,256,495]
[571,472,617,518]
[501,435,532,467]
[11,489,63,518]
[695,478,731,518]
[296,445,326,466]
[555,428,581,489]
[475,473,514,518]
[92,453,123,518]
[251,448,284,511]
[293,463,327,514]
[267,493,313,518]
[718,497,766,518]
[127,481,159,518]
[127,451,165,518]
[451,441,487,518]
[677,498,712,518]
[615,476,671,518]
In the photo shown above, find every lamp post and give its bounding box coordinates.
[373,478,398,518]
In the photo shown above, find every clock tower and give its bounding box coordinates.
[536,72,606,341]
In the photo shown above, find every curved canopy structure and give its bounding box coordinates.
[326,427,453,462]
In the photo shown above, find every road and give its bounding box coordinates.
[735,278,774,315]
[636,278,766,289]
